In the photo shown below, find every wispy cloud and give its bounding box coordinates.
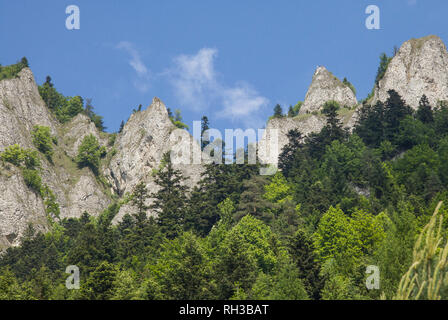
[407,0,417,6]
[168,48,269,127]
[116,41,150,92]
[170,48,219,111]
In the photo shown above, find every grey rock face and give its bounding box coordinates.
[258,115,325,166]
[0,166,48,248]
[374,35,448,108]
[106,97,204,221]
[0,68,57,150]
[61,113,108,158]
[300,66,358,114]
[259,66,358,166]
[0,68,111,248]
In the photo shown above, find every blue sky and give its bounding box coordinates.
[1,0,447,133]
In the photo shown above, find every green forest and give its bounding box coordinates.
[1,68,448,300]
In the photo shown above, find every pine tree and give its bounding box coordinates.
[355,101,386,147]
[288,229,325,299]
[287,105,295,117]
[150,152,189,239]
[384,89,413,142]
[273,104,283,118]
[322,100,345,142]
[131,182,149,219]
[201,116,210,151]
[278,129,303,177]
[416,94,434,124]
[375,53,392,86]
[118,120,125,133]
[20,57,29,68]
[234,175,274,224]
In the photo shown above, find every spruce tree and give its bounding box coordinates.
[201,116,210,151]
[288,229,325,299]
[273,104,283,118]
[150,152,188,239]
[416,94,434,124]
[278,129,303,177]
[131,182,149,219]
[118,120,125,133]
[384,89,413,142]
[287,105,295,117]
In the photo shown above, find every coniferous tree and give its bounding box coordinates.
[20,57,29,68]
[131,182,149,219]
[375,53,392,86]
[234,175,274,224]
[288,229,325,299]
[416,94,434,124]
[287,105,295,117]
[118,120,125,133]
[278,129,303,177]
[201,116,210,151]
[355,101,386,147]
[273,104,283,118]
[384,89,413,142]
[150,152,189,239]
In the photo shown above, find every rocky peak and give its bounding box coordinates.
[374,35,448,108]
[300,66,358,114]
[259,66,358,166]
[0,67,111,248]
[106,97,204,221]
[61,113,108,158]
[0,68,57,150]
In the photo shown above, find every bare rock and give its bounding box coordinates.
[106,97,204,221]
[0,166,48,248]
[300,66,357,114]
[0,68,57,150]
[374,35,448,108]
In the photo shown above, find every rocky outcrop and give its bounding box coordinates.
[61,113,109,158]
[258,115,325,166]
[0,68,57,150]
[2,34,448,247]
[0,166,48,248]
[0,68,112,248]
[259,66,358,166]
[106,97,204,221]
[374,35,448,108]
[300,66,358,114]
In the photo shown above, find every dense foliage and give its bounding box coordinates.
[1,88,448,300]
[38,76,104,130]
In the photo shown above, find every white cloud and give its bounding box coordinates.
[168,48,269,126]
[407,0,417,6]
[116,41,150,92]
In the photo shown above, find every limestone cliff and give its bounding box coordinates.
[106,97,204,222]
[300,66,357,114]
[259,66,358,166]
[2,34,448,248]
[0,68,111,247]
[374,35,448,109]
